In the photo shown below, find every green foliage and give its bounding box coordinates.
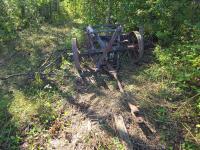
[0,0,200,148]
[0,83,64,149]
[181,140,200,150]
[97,137,125,150]
[154,44,200,93]
[0,0,71,42]
[2,0,199,45]
[34,72,43,85]
[155,107,168,123]
[112,137,126,150]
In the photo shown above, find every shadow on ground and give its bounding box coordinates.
[35,46,171,149]
[0,22,185,149]
[0,87,21,149]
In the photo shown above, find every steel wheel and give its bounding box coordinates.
[127,31,144,63]
[72,38,81,72]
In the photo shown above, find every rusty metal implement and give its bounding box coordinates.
[72,24,144,92]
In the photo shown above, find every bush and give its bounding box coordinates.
[154,43,200,93]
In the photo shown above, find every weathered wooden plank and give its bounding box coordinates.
[114,114,133,150]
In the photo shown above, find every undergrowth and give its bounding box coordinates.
[0,3,199,148]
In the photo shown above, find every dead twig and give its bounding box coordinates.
[0,48,72,81]
[182,123,200,144]
[176,93,200,112]
[0,72,74,80]
[39,48,69,72]
[0,73,32,80]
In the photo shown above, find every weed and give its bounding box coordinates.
[154,107,168,124]
[181,140,199,150]
[112,137,126,150]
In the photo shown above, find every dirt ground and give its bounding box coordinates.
[39,49,177,150]
[0,24,187,150]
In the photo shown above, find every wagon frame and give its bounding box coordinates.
[72,24,144,92]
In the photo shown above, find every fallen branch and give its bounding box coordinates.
[176,93,200,112]
[182,123,199,144]
[0,73,32,80]
[0,48,72,81]
[39,48,69,72]
[0,72,74,80]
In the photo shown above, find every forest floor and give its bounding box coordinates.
[0,21,198,150]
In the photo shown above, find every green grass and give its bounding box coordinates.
[0,22,82,149]
[120,57,200,148]
[0,83,66,149]
[0,22,199,149]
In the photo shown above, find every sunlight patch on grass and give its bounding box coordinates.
[8,90,38,126]
[8,87,63,127]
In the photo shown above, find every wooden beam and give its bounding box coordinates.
[114,114,133,150]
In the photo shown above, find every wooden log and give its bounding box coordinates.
[114,114,133,150]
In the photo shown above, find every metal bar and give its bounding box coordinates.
[94,29,116,33]
[106,63,124,93]
[95,26,122,69]
[105,26,122,51]
[86,34,95,50]
[86,25,106,49]
[69,48,127,58]
[96,34,106,49]
[92,24,120,28]
[80,49,125,57]
[72,38,81,71]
